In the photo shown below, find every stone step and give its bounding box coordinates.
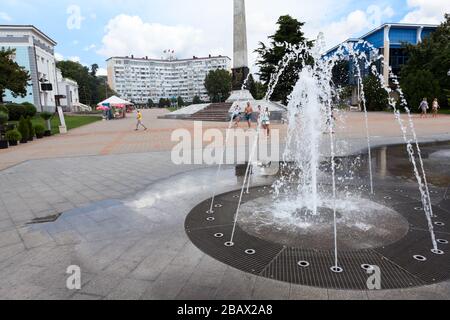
[188,102,233,122]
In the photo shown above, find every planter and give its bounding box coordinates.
[8,140,18,146]
[20,139,28,144]
[36,133,44,139]
[0,140,8,149]
[44,130,52,137]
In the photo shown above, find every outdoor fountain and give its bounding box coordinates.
[184,0,449,290]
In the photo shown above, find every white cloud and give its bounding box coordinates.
[321,5,395,49]
[0,12,12,21]
[55,52,64,61]
[84,44,96,51]
[92,1,401,74]
[97,14,205,59]
[401,0,450,24]
[68,56,81,63]
[97,67,107,76]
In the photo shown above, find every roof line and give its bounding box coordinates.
[360,22,439,40]
[0,25,57,45]
[106,55,232,62]
[324,22,439,55]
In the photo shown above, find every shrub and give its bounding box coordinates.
[27,117,34,139]
[0,111,8,125]
[17,116,29,141]
[362,74,389,111]
[5,103,27,121]
[40,111,53,121]
[22,102,37,117]
[5,129,22,142]
[0,105,8,115]
[34,124,45,136]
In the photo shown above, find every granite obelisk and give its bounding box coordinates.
[232,0,250,90]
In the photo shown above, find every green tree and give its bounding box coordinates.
[401,70,440,111]
[90,64,99,77]
[177,96,185,107]
[204,69,232,103]
[147,99,155,108]
[0,48,31,104]
[332,60,350,88]
[256,15,313,104]
[362,74,389,111]
[401,14,450,109]
[57,60,116,106]
[17,116,29,141]
[96,77,117,102]
[159,98,171,108]
[192,96,202,104]
[245,74,266,100]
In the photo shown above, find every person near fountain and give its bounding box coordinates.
[419,98,429,118]
[244,102,253,129]
[135,110,148,131]
[432,98,440,118]
[261,107,271,136]
[232,105,241,127]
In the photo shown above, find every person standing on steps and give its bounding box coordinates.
[135,110,148,131]
[232,105,241,128]
[261,107,271,136]
[244,102,253,129]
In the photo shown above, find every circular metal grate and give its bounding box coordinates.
[185,185,450,290]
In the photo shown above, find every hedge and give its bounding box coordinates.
[4,103,37,121]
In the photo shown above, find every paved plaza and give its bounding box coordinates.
[1,109,450,300]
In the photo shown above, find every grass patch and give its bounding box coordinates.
[166,107,181,112]
[10,115,102,135]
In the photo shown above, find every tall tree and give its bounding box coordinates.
[400,14,450,109]
[245,74,266,100]
[204,69,232,103]
[256,15,313,104]
[363,74,389,111]
[90,64,99,77]
[57,60,116,106]
[0,48,31,104]
[177,96,185,107]
[192,95,202,105]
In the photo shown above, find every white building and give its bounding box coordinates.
[107,55,232,104]
[0,25,59,112]
[56,68,80,112]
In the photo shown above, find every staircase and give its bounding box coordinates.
[73,103,92,112]
[189,103,232,122]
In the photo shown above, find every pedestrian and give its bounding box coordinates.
[261,107,271,136]
[244,102,253,129]
[135,110,148,131]
[432,98,440,118]
[232,105,241,128]
[419,98,429,118]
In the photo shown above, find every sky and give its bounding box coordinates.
[0,0,449,76]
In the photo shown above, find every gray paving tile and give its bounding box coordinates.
[80,274,124,297]
[251,278,290,300]
[106,278,150,300]
[289,285,328,300]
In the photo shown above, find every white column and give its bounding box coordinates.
[233,0,249,69]
[383,25,391,86]
[417,26,424,44]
